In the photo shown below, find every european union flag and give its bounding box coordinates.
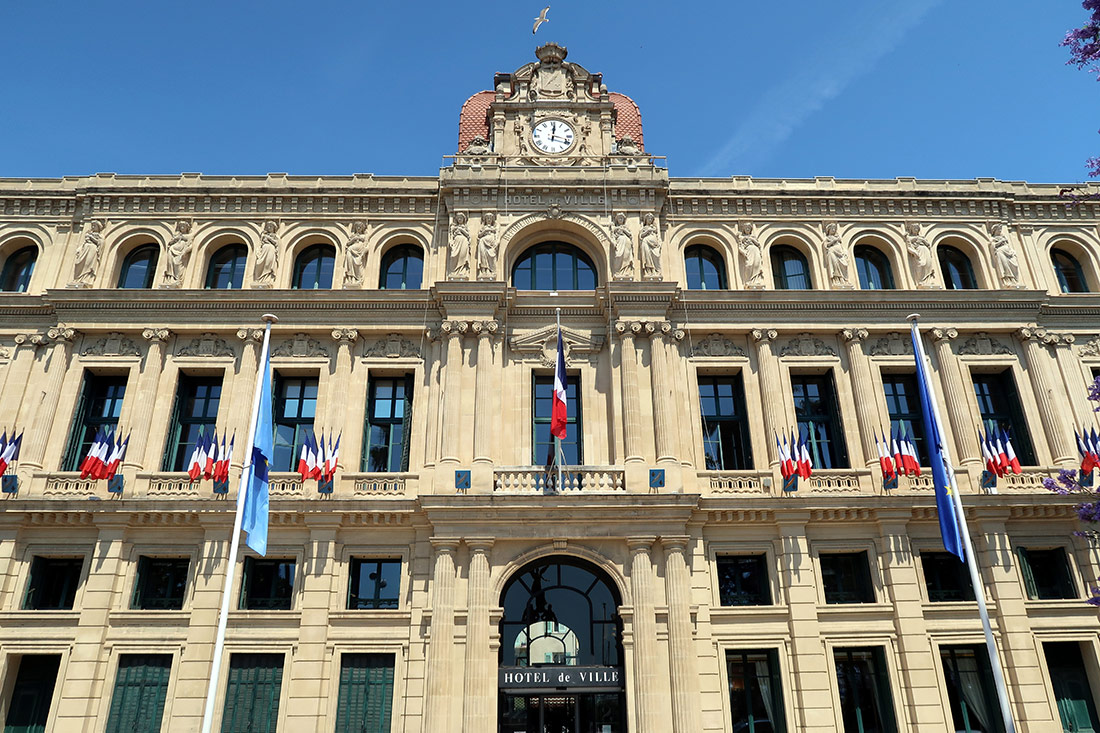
[242,348,273,556]
[911,324,965,561]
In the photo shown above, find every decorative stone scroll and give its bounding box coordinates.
[510,326,604,367]
[1078,337,1100,357]
[867,332,914,357]
[176,333,235,357]
[272,333,330,358]
[363,334,421,359]
[957,332,1012,356]
[778,333,836,357]
[81,332,141,357]
[690,334,745,358]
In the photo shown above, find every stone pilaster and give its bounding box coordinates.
[462,540,494,733]
[1016,327,1074,464]
[22,325,76,469]
[930,328,981,465]
[751,329,782,466]
[1050,333,1092,430]
[329,328,358,470]
[440,321,467,466]
[628,537,664,733]
[0,333,42,433]
[663,537,701,732]
[229,328,264,474]
[422,330,443,469]
[841,328,877,467]
[616,321,645,464]
[423,539,460,733]
[472,321,500,492]
[651,323,683,468]
[126,328,171,470]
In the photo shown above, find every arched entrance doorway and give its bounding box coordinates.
[498,556,626,733]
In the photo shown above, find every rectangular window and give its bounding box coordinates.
[273,374,317,472]
[971,370,1036,466]
[240,558,295,610]
[940,645,1005,733]
[532,374,581,465]
[881,372,929,467]
[334,653,395,733]
[165,375,222,472]
[23,556,83,610]
[348,558,401,610]
[1017,547,1077,600]
[698,374,753,470]
[1043,641,1100,733]
[833,647,898,733]
[222,653,283,733]
[921,551,975,602]
[132,556,190,610]
[820,552,875,604]
[63,373,127,471]
[791,372,849,469]
[726,649,786,733]
[105,653,173,733]
[716,554,771,606]
[363,376,413,472]
[3,654,60,732]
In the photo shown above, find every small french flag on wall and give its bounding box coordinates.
[551,327,567,440]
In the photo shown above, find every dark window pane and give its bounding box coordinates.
[240,558,295,610]
[379,244,423,289]
[222,653,283,733]
[698,375,752,470]
[532,375,581,465]
[166,376,222,471]
[364,377,412,472]
[881,373,928,466]
[717,555,771,606]
[971,371,1036,466]
[1017,547,1076,600]
[205,244,247,289]
[685,245,728,290]
[791,373,848,469]
[821,552,875,604]
[348,559,402,609]
[771,245,811,289]
[512,242,599,291]
[833,647,897,733]
[4,655,60,732]
[1051,248,1089,293]
[940,645,1005,733]
[854,245,895,290]
[0,246,37,292]
[921,551,974,602]
[292,244,335,289]
[272,375,318,472]
[1043,642,1100,733]
[132,557,190,610]
[24,557,83,610]
[118,244,158,289]
[939,245,978,290]
[727,649,787,733]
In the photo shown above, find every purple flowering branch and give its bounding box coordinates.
[1043,374,1100,604]
[1063,2,1100,180]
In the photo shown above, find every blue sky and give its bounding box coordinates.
[2,1,1096,182]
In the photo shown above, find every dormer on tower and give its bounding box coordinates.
[456,44,646,166]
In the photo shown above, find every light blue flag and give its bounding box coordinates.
[241,348,273,556]
[911,326,965,561]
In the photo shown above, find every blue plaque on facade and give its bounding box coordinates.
[107,476,124,494]
[1,475,17,494]
[883,474,898,491]
[980,470,997,492]
[212,480,229,495]
[455,470,471,491]
[1081,470,1095,489]
[649,469,664,488]
[317,477,333,494]
[783,475,799,493]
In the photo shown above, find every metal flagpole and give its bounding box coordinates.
[909,314,1017,733]
[200,313,278,733]
[556,306,564,491]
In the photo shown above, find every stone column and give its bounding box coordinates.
[462,540,494,733]
[422,331,443,468]
[329,328,358,470]
[472,321,500,492]
[423,539,459,733]
[662,537,701,732]
[0,333,42,432]
[1017,327,1074,464]
[651,324,683,468]
[22,325,76,470]
[125,328,171,471]
[617,322,645,464]
[440,321,467,465]
[1050,333,1092,430]
[231,329,264,474]
[751,329,783,466]
[929,328,981,465]
[628,537,661,733]
[841,328,878,467]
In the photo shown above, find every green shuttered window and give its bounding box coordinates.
[335,653,395,733]
[105,654,172,733]
[221,653,283,733]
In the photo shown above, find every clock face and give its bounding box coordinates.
[531,119,575,154]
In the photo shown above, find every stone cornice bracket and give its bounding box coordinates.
[236,327,264,343]
[331,328,359,344]
[840,328,869,343]
[142,328,171,343]
[750,328,778,344]
[931,327,958,343]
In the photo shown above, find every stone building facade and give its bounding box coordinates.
[1,43,1099,732]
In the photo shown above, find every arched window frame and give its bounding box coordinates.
[117,243,159,289]
[205,243,248,290]
[510,242,598,291]
[378,243,424,290]
[291,243,336,290]
[853,244,896,290]
[770,244,812,290]
[0,245,38,293]
[1050,246,1090,293]
[938,244,979,290]
[684,243,728,290]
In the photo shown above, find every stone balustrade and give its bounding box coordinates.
[493,466,626,493]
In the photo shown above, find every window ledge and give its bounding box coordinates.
[328,609,413,621]
[817,602,894,615]
[228,610,303,627]
[0,610,81,626]
[108,609,191,626]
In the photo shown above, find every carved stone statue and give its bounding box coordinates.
[616,136,641,156]
[71,220,105,287]
[512,121,528,155]
[162,220,193,287]
[639,213,662,279]
[736,221,764,288]
[905,221,937,287]
[823,221,850,287]
[343,221,368,287]
[611,213,634,280]
[464,136,490,155]
[990,222,1020,287]
[254,221,279,288]
[449,212,471,280]
[476,212,498,280]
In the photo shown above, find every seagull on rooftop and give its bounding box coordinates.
[533,6,550,34]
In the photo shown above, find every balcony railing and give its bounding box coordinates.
[494,466,626,493]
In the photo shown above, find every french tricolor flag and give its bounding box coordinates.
[550,327,567,440]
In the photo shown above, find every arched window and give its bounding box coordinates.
[771,245,811,289]
[117,244,159,289]
[511,242,597,291]
[854,245,895,290]
[1051,247,1090,293]
[292,244,335,289]
[938,245,978,290]
[205,244,248,289]
[0,246,37,293]
[379,244,424,290]
[684,244,728,290]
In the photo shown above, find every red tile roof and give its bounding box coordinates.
[457,91,494,152]
[610,93,643,151]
